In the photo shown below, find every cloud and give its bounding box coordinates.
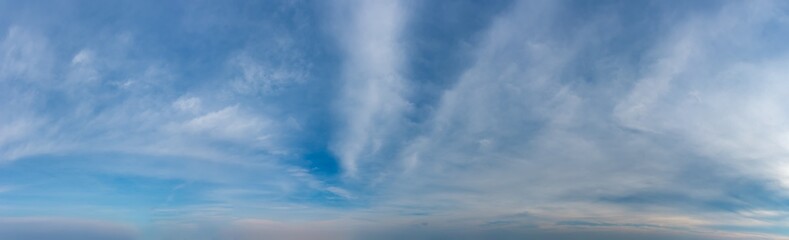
[67,49,100,85]
[2,0,789,239]
[228,52,307,94]
[330,0,411,177]
[345,0,789,238]
[172,96,202,113]
[0,26,288,162]
[0,26,52,82]
[0,109,57,163]
[326,186,354,199]
[174,105,268,142]
[613,0,789,187]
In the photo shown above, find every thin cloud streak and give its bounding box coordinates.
[330,0,411,177]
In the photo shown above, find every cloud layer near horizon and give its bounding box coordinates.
[2,0,789,239]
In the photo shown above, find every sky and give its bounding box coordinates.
[1,0,789,239]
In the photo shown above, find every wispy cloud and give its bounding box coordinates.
[351,0,789,238]
[330,0,411,177]
[0,26,52,82]
[2,0,789,239]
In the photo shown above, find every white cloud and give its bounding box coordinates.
[612,1,789,183]
[0,26,52,82]
[176,105,267,142]
[71,49,94,65]
[330,0,411,177]
[346,1,789,238]
[0,26,289,163]
[67,49,101,85]
[172,96,202,114]
[229,53,306,94]
[326,186,354,199]
[4,1,789,239]
[0,116,64,163]
[0,120,36,148]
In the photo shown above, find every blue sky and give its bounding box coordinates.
[2,0,789,239]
